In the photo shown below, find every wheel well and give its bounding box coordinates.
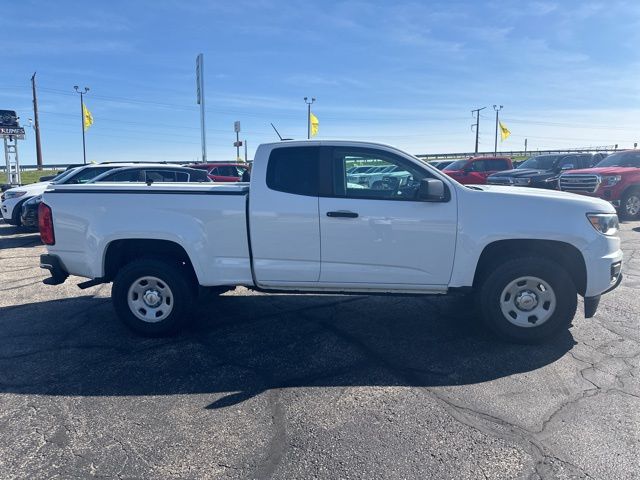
[104,239,198,285]
[622,185,640,197]
[473,239,587,296]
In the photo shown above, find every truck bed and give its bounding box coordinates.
[43,182,253,287]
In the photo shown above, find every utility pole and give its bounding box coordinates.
[493,104,503,155]
[524,138,528,154]
[244,139,248,162]
[471,107,486,154]
[74,85,89,164]
[304,96,315,139]
[30,72,43,169]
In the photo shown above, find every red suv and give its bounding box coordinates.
[443,156,513,185]
[188,163,250,182]
[559,150,640,219]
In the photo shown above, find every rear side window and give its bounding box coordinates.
[266,146,320,196]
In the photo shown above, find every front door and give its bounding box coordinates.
[319,147,457,288]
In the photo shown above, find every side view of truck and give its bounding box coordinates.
[38,140,623,343]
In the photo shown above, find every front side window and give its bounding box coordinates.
[443,159,468,171]
[333,148,430,201]
[469,160,486,171]
[64,166,115,184]
[266,146,320,196]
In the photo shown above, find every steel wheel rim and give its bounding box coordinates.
[127,276,174,323]
[625,194,640,216]
[499,276,556,328]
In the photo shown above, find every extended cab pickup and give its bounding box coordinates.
[38,141,623,343]
[559,150,640,220]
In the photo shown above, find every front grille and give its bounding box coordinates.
[559,174,600,193]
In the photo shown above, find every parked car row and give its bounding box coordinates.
[1,163,213,229]
[434,150,638,219]
[558,150,640,219]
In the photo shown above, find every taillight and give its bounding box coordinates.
[38,202,55,245]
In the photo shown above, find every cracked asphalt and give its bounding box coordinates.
[0,220,638,479]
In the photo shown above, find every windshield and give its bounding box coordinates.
[595,151,640,168]
[443,159,468,171]
[517,155,561,170]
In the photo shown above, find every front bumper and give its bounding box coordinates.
[584,261,623,318]
[40,254,69,285]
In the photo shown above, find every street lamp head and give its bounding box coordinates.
[312,97,316,102]
[74,85,79,91]
[304,96,308,101]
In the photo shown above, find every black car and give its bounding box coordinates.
[20,194,42,229]
[486,152,607,189]
[21,166,211,229]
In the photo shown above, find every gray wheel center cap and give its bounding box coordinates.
[143,290,162,307]
[515,291,538,311]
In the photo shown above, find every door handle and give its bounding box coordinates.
[327,210,359,218]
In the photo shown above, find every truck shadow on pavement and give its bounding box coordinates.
[0,292,575,409]
[0,224,40,250]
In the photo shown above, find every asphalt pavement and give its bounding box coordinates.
[0,220,638,479]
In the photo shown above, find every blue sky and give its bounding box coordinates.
[2,0,639,164]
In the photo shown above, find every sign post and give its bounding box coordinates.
[1,110,24,186]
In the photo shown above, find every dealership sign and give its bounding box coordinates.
[0,127,25,139]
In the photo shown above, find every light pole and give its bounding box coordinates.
[493,104,503,155]
[304,96,315,139]
[74,86,89,164]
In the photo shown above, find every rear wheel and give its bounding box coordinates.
[112,258,196,336]
[621,189,640,220]
[476,257,577,344]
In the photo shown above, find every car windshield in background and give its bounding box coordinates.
[595,151,640,168]
[517,155,561,170]
[443,159,468,171]
[50,168,80,184]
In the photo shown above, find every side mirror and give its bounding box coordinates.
[462,166,472,174]
[418,179,446,202]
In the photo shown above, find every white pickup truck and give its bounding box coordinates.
[38,140,623,343]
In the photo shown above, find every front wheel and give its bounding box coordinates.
[621,189,640,220]
[112,258,196,336]
[476,257,577,344]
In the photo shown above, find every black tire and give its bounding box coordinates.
[476,256,577,344]
[112,258,196,337]
[621,189,640,220]
[10,199,27,227]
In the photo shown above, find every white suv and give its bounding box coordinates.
[1,163,166,226]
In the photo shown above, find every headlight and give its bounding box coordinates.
[602,175,621,186]
[587,213,619,236]
[544,176,559,183]
[513,178,531,185]
[4,191,26,200]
